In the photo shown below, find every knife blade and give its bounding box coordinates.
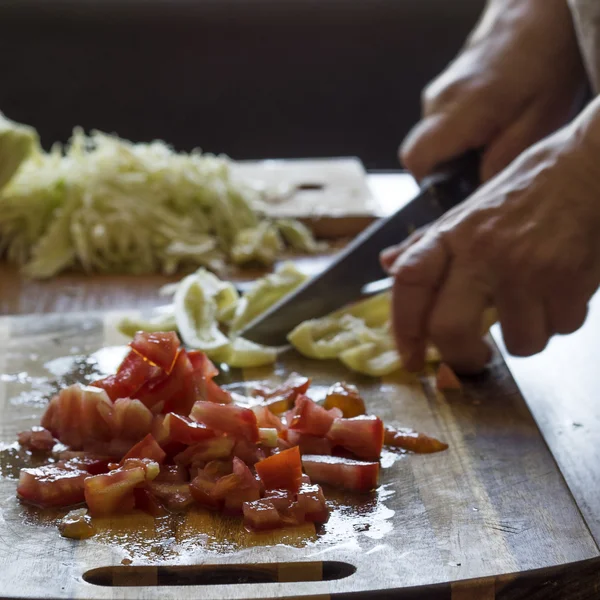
[239,150,481,346]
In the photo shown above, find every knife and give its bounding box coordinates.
[239,150,482,346]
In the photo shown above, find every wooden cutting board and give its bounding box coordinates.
[0,312,598,600]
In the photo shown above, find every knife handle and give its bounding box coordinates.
[420,149,482,212]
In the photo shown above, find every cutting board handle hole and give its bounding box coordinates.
[83,561,356,587]
[296,183,325,191]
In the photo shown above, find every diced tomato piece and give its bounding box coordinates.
[263,488,294,512]
[122,434,166,464]
[253,373,311,414]
[204,379,233,405]
[17,463,88,508]
[130,331,181,374]
[17,427,56,452]
[147,482,194,511]
[436,363,462,391]
[41,384,114,451]
[252,406,286,433]
[110,398,154,444]
[187,350,219,380]
[323,382,366,418]
[287,430,332,456]
[91,349,162,402]
[120,458,160,480]
[243,498,282,531]
[301,455,379,493]
[213,458,261,515]
[84,465,147,516]
[203,459,234,479]
[327,415,384,461]
[174,436,235,468]
[160,413,216,446]
[64,454,112,476]
[135,348,197,416]
[277,437,293,452]
[133,488,168,517]
[297,482,329,523]
[258,428,278,448]
[255,446,302,492]
[190,471,221,510]
[384,426,449,454]
[289,395,335,437]
[154,463,189,483]
[232,438,266,466]
[190,401,259,443]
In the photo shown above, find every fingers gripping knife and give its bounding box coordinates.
[239,151,482,347]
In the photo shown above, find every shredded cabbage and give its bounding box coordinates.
[0,123,320,278]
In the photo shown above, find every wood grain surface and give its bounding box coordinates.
[0,311,598,600]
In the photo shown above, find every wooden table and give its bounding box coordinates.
[2,172,600,599]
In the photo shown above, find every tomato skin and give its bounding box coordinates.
[288,395,335,437]
[133,488,168,517]
[41,385,114,451]
[121,434,166,464]
[204,379,233,405]
[255,446,303,492]
[174,436,235,468]
[327,415,384,461]
[187,351,219,380]
[243,498,282,531]
[384,427,448,454]
[301,455,379,493]
[287,430,332,456]
[146,482,194,512]
[91,349,162,402]
[323,383,366,418]
[17,463,88,508]
[253,373,311,415]
[84,465,146,516]
[163,413,216,446]
[136,349,197,416]
[190,401,259,443]
[130,331,181,374]
[297,482,329,523]
[17,427,56,452]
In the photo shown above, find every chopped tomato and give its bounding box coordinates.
[156,412,216,447]
[130,331,181,374]
[187,350,219,379]
[243,498,282,531]
[190,401,259,443]
[136,349,197,416]
[203,459,234,479]
[254,373,311,414]
[17,426,56,452]
[122,434,166,464]
[232,438,266,466]
[190,471,221,510]
[213,458,261,515]
[323,382,366,418]
[204,379,233,405]
[297,482,329,523]
[301,455,379,493]
[288,395,335,437]
[154,463,189,483]
[327,415,384,461]
[64,454,112,476]
[174,436,235,468]
[436,363,462,391]
[17,462,88,508]
[133,488,168,517]
[91,349,162,401]
[252,406,286,433]
[384,426,449,454]
[287,430,332,456]
[84,464,147,516]
[147,482,194,511]
[110,398,154,442]
[255,446,302,492]
[41,384,114,451]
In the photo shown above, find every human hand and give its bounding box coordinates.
[383,99,600,374]
[401,0,586,183]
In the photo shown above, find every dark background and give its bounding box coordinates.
[0,0,485,169]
